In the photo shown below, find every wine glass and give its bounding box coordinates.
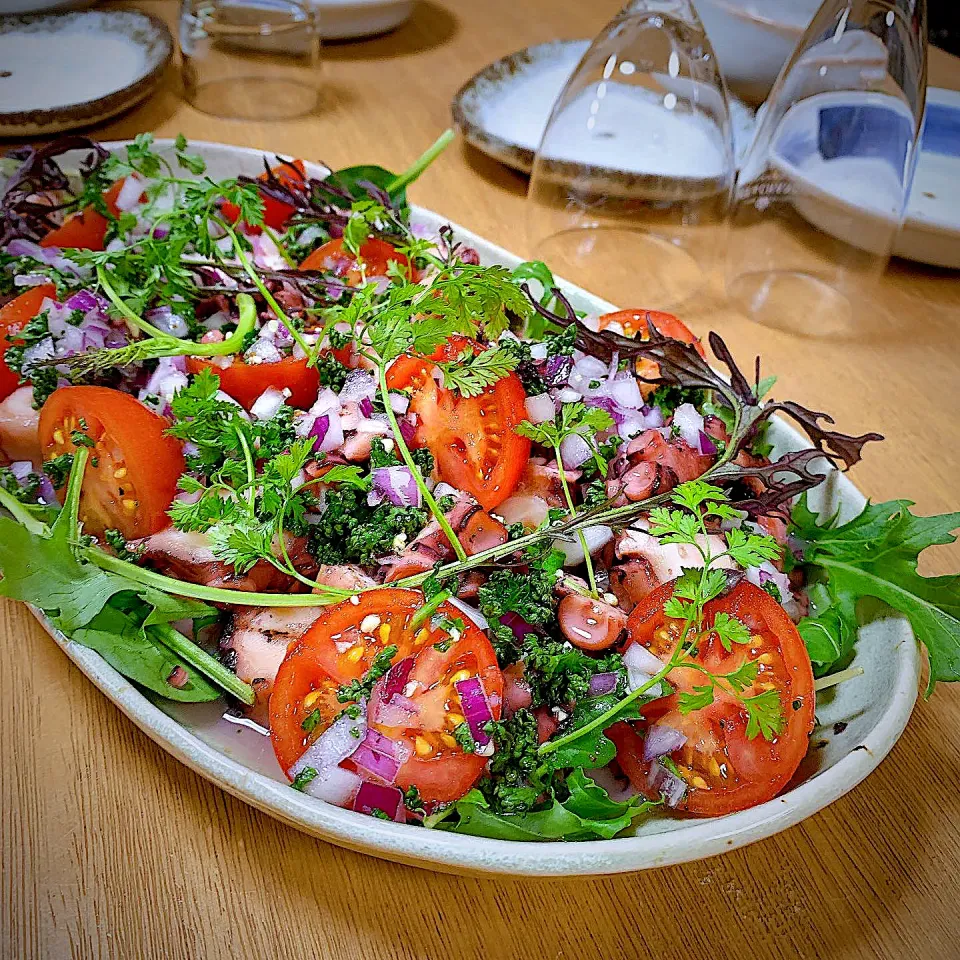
[725,0,928,337]
[524,0,735,312]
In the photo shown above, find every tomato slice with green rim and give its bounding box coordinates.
[386,336,530,511]
[269,588,503,803]
[612,579,815,816]
[0,284,56,401]
[38,386,185,540]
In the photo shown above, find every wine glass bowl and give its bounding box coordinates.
[525,0,735,312]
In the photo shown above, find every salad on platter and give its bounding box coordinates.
[0,132,957,842]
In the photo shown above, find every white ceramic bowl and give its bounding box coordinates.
[28,139,921,877]
[693,0,817,104]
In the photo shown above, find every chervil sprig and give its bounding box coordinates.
[437,345,519,398]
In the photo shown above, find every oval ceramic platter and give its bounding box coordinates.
[28,140,919,878]
[0,10,172,138]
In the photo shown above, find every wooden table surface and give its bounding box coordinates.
[3,2,960,958]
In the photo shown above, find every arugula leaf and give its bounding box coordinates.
[550,693,643,769]
[318,165,407,206]
[432,770,659,841]
[792,497,960,694]
[72,601,219,703]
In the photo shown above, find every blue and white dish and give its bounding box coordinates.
[767,86,960,270]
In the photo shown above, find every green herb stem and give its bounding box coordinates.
[149,622,255,705]
[410,589,452,631]
[552,440,598,598]
[376,365,468,563]
[386,129,455,195]
[0,487,50,537]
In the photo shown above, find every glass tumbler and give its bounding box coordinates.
[180,0,321,121]
[725,0,928,337]
[525,0,735,312]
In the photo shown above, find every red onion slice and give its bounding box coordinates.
[642,723,688,762]
[288,701,367,806]
[647,761,688,808]
[587,672,619,698]
[454,677,493,747]
[353,781,405,821]
[698,430,718,455]
[524,392,556,424]
[370,466,421,508]
[672,403,705,451]
[559,433,592,470]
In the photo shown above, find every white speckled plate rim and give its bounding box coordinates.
[25,139,921,878]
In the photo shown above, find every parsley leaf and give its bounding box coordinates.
[437,345,519,398]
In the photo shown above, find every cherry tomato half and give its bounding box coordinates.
[386,336,530,511]
[38,387,185,539]
[611,580,815,816]
[597,309,706,398]
[270,588,503,804]
[221,159,306,233]
[0,284,56,401]
[186,355,320,411]
[40,179,126,251]
[299,238,410,286]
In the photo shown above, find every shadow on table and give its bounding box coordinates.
[322,0,458,62]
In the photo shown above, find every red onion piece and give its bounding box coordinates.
[308,765,363,806]
[353,781,405,821]
[559,433,592,470]
[381,657,415,701]
[310,414,343,454]
[672,403,705,451]
[646,760,688,808]
[642,723,688,762]
[370,466,420,508]
[9,460,32,483]
[498,611,538,643]
[398,418,416,445]
[115,175,145,212]
[590,376,643,410]
[64,290,101,313]
[698,430,718,455]
[251,387,287,421]
[338,370,377,403]
[587,672,619,698]
[454,677,493,747]
[352,744,402,784]
[524,392,556,424]
[288,701,367,804]
[37,472,57,504]
[358,397,374,418]
[447,597,488,631]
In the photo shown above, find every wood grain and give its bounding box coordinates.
[2,2,959,958]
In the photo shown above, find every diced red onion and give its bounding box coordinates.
[381,656,414,702]
[369,466,420,508]
[559,432,592,470]
[22,337,54,366]
[607,350,620,380]
[698,430,718,455]
[553,524,613,565]
[37,472,57,504]
[353,781,405,821]
[251,232,286,271]
[13,273,50,288]
[358,397,374,418]
[64,290,102,313]
[590,376,643,410]
[672,403,705,451]
[432,481,461,500]
[569,355,608,393]
[251,387,287,421]
[352,739,403,784]
[642,723,688,762]
[556,386,581,404]
[389,392,410,415]
[310,414,345,454]
[587,672,619,697]
[398,419,416,445]
[623,643,664,695]
[114,175,145,212]
[499,611,538,643]
[644,405,665,428]
[306,765,363,806]
[245,338,282,365]
[647,760,688,808]
[447,597,488,631]
[9,461,32,483]
[201,310,231,331]
[338,370,376,404]
[288,701,367,804]
[583,765,638,803]
[524,392,556,424]
[454,677,493,747]
[585,395,622,425]
[372,693,419,728]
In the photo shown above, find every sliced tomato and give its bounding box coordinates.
[299,238,410,286]
[386,336,530,511]
[612,580,815,816]
[222,158,306,233]
[0,284,56,401]
[186,354,320,410]
[40,179,126,251]
[38,387,185,540]
[269,588,503,803]
[597,309,706,398]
